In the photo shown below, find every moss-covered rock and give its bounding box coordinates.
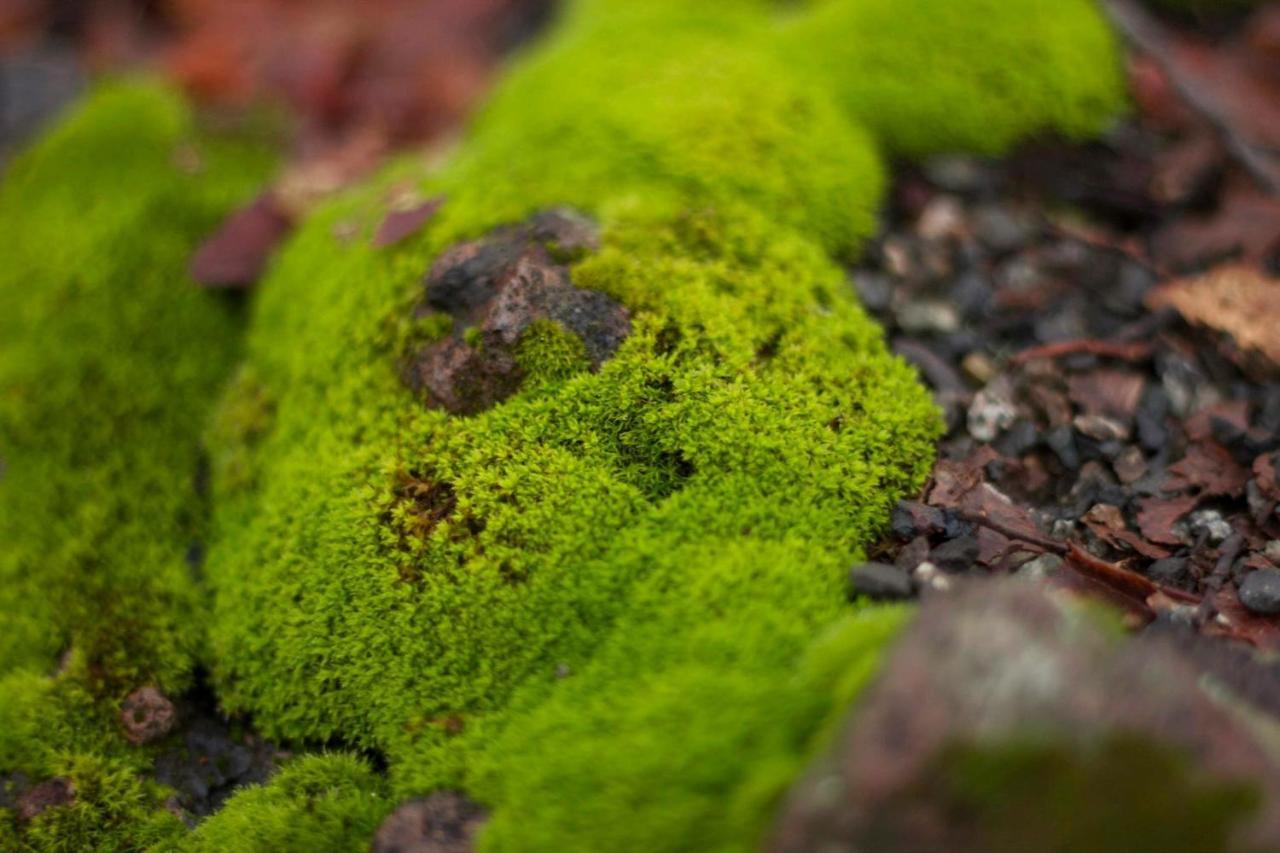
[196,1,1121,851]
[0,0,1130,849]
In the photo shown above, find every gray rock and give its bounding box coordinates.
[847,562,913,601]
[1240,568,1280,616]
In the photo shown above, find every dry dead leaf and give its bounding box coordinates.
[1147,264,1280,369]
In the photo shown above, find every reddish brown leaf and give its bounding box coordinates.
[1147,264,1280,369]
[1082,504,1172,560]
[1206,586,1280,650]
[1136,494,1201,546]
[373,196,444,247]
[190,193,293,289]
[1165,441,1250,498]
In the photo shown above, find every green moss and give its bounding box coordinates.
[181,755,390,853]
[0,82,272,848]
[191,0,1132,849]
[1,0,1134,849]
[22,755,186,852]
[780,0,1127,156]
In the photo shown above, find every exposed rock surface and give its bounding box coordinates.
[769,580,1280,852]
[403,208,630,415]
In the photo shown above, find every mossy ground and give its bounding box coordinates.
[0,84,275,850]
[1,0,1128,849]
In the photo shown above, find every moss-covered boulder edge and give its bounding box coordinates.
[0,0,1127,849]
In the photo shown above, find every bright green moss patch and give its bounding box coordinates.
[780,0,1127,157]
[182,755,389,852]
[193,0,1130,849]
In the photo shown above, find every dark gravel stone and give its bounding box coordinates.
[1147,556,1191,587]
[407,209,629,415]
[1239,568,1280,616]
[929,536,980,573]
[848,562,914,601]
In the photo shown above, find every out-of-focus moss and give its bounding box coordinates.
[0,82,272,849]
[779,0,1127,156]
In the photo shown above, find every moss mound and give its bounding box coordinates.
[0,0,1128,849]
[779,0,1126,157]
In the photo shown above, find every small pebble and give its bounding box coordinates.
[930,536,979,573]
[1147,556,1190,587]
[897,300,960,334]
[1239,568,1280,616]
[1187,508,1233,544]
[848,562,914,601]
[1016,553,1063,580]
[967,384,1017,442]
[912,560,952,593]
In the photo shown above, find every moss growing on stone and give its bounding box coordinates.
[197,0,1123,849]
[0,0,1133,849]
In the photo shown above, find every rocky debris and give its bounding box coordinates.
[12,777,74,822]
[372,791,487,853]
[769,580,1280,852]
[120,686,177,746]
[404,209,630,415]
[853,49,1280,647]
[847,562,913,601]
[152,708,284,820]
[1239,568,1280,616]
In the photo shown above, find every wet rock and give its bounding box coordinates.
[1240,568,1280,616]
[889,500,947,541]
[153,714,282,818]
[406,209,629,415]
[373,791,487,853]
[120,686,177,746]
[848,562,914,601]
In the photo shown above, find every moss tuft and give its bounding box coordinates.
[0,82,272,848]
[183,754,390,852]
[780,0,1127,156]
